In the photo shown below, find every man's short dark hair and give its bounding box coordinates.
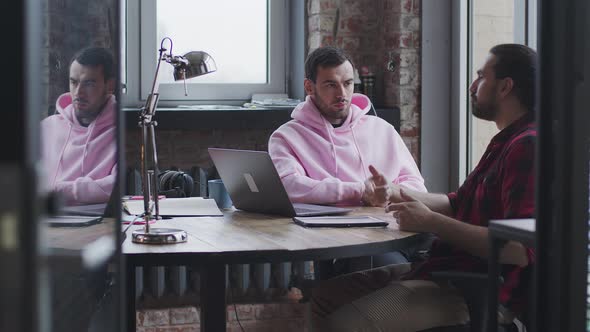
[489,44,537,112]
[70,47,115,81]
[305,46,354,83]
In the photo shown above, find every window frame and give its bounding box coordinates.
[123,0,288,107]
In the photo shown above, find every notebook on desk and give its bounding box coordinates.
[45,215,103,227]
[293,216,389,228]
[60,203,107,217]
[122,197,223,217]
[208,148,352,217]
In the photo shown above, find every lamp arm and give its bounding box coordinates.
[139,41,171,223]
[141,48,168,119]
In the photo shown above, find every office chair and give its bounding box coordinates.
[422,271,525,332]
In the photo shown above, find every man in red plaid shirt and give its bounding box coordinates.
[312,44,537,331]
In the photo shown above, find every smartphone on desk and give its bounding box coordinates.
[293,216,389,228]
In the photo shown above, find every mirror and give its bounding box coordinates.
[38,0,121,331]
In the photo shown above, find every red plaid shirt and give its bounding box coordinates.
[405,113,536,313]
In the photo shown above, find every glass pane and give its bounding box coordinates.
[156,0,268,84]
[39,0,120,330]
[469,0,519,170]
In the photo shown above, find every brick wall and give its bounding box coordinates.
[42,0,117,118]
[125,128,276,174]
[136,303,308,332]
[306,0,422,163]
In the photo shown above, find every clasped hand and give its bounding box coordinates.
[362,165,434,233]
[362,165,395,206]
[386,189,434,233]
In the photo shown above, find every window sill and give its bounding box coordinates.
[123,107,400,131]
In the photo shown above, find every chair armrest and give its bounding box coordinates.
[431,271,503,286]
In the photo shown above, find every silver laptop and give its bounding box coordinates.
[48,182,119,226]
[208,148,352,217]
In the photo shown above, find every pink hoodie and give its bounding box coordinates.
[269,93,426,206]
[41,93,117,205]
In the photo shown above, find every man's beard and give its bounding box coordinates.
[471,98,498,121]
[313,93,349,123]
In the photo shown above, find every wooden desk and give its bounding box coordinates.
[44,218,117,272]
[122,207,423,332]
[488,219,535,332]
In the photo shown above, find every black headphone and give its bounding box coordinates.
[158,170,194,198]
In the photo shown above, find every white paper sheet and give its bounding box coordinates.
[122,197,223,217]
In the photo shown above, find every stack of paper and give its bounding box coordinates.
[123,197,223,217]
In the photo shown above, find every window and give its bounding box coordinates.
[123,0,288,106]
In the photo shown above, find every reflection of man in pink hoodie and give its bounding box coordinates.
[41,47,117,205]
[269,46,426,206]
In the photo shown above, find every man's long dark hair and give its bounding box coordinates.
[490,44,537,113]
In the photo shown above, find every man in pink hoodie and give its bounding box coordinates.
[269,46,426,207]
[41,47,117,205]
[269,47,430,272]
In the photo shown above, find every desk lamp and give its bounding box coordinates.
[132,37,216,244]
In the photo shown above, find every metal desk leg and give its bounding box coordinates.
[200,264,226,332]
[126,261,136,332]
[487,238,506,332]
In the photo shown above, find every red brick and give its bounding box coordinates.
[402,0,414,13]
[383,14,402,32]
[400,32,413,48]
[413,0,422,14]
[136,328,156,332]
[154,326,199,332]
[137,309,170,327]
[227,304,256,321]
[321,35,334,46]
[413,32,421,49]
[384,33,401,49]
[255,303,281,320]
[384,0,403,13]
[320,0,339,12]
[401,125,419,137]
[169,307,199,325]
[341,37,361,52]
[339,17,363,33]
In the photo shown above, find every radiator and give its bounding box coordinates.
[134,262,314,305]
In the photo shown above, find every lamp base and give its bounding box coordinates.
[131,228,187,244]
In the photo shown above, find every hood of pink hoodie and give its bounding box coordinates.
[291,93,371,130]
[44,93,117,188]
[290,93,372,175]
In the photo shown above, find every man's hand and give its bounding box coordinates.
[362,165,391,206]
[385,189,435,233]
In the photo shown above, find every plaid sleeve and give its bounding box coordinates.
[500,133,536,220]
[447,192,458,216]
[500,133,536,266]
